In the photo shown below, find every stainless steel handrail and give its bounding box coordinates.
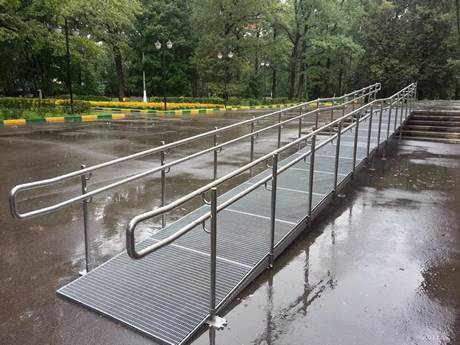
[126,83,417,260]
[7,78,415,334]
[9,83,380,220]
[126,84,416,328]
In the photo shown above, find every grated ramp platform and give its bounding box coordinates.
[58,108,400,344]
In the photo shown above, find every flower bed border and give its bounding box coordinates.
[0,103,300,127]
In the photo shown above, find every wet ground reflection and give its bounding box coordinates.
[0,109,459,344]
[193,140,460,345]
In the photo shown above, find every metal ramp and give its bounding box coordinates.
[9,83,416,345]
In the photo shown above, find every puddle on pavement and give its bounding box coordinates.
[0,114,459,345]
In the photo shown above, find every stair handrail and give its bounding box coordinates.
[9,84,380,220]
[126,83,417,259]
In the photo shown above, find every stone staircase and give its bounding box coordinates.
[400,110,460,143]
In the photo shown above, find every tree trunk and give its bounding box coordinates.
[288,47,298,99]
[456,80,460,100]
[296,66,306,99]
[456,0,460,46]
[325,57,332,96]
[296,35,309,99]
[113,46,125,101]
[271,68,277,98]
[338,67,343,96]
[456,0,460,99]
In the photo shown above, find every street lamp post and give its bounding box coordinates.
[217,50,234,106]
[155,39,173,110]
[142,50,147,103]
[260,61,271,100]
[60,17,74,114]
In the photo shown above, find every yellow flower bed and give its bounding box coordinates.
[90,101,224,110]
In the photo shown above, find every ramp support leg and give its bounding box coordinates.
[79,164,91,276]
[308,135,316,220]
[352,113,361,176]
[269,153,279,267]
[207,187,228,330]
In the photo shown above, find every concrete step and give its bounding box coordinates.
[401,129,460,139]
[404,125,460,132]
[411,115,460,121]
[401,136,460,144]
[407,120,460,127]
[412,110,460,117]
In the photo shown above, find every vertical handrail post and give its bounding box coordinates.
[330,98,335,136]
[160,141,167,228]
[408,89,411,118]
[401,93,405,125]
[399,94,405,140]
[250,116,255,177]
[333,121,342,195]
[269,153,278,267]
[402,92,406,122]
[405,91,409,120]
[394,96,399,132]
[277,113,282,148]
[366,105,374,159]
[308,134,316,220]
[386,102,393,139]
[298,106,303,150]
[315,109,319,130]
[80,164,91,275]
[206,187,227,330]
[209,187,218,323]
[377,101,384,147]
[213,127,218,180]
[352,112,361,175]
[409,88,414,115]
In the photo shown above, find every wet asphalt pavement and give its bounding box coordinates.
[0,108,459,345]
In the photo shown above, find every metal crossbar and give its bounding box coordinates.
[125,82,416,328]
[8,82,418,344]
[9,83,380,219]
[9,83,379,274]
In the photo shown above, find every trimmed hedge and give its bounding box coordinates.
[0,97,91,116]
[90,101,224,110]
[56,94,113,101]
[148,96,297,106]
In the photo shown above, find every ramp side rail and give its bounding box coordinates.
[126,83,417,327]
[9,84,380,274]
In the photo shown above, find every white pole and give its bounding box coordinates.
[142,50,147,103]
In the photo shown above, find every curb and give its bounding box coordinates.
[0,113,126,127]
[0,103,300,127]
[93,103,299,114]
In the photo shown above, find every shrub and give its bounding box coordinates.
[56,94,113,101]
[0,97,91,115]
[90,101,224,110]
[148,96,225,104]
[147,96,297,106]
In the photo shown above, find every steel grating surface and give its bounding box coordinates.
[58,106,401,344]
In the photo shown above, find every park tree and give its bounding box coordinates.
[0,0,459,100]
[274,0,363,99]
[77,0,141,100]
[191,0,277,99]
[356,0,458,98]
[129,0,197,98]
